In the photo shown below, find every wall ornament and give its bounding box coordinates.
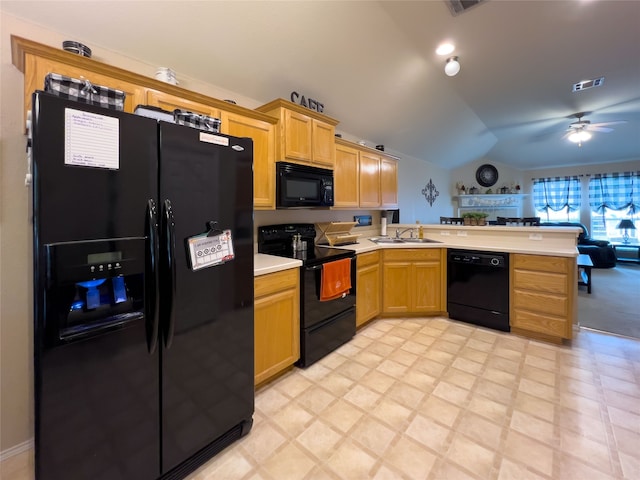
[421,179,439,207]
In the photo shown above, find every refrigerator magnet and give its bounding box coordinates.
[187,229,235,271]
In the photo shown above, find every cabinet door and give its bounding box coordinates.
[311,120,335,168]
[359,151,381,208]
[220,111,275,210]
[382,262,411,313]
[254,270,300,385]
[357,264,380,327]
[283,109,312,163]
[334,144,360,208]
[413,262,441,312]
[146,90,221,118]
[26,55,146,114]
[381,157,398,208]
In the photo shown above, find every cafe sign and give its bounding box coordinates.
[290,91,324,113]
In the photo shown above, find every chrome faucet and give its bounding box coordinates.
[395,227,415,239]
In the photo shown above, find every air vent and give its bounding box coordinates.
[572,77,605,92]
[446,0,487,16]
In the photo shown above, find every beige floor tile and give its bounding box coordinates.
[324,440,377,479]
[343,384,382,410]
[419,395,462,427]
[261,442,316,480]
[456,411,504,449]
[497,458,551,480]
[510,410,556,447]
[504,430,554,476]
[405,413,451,454]
[514,391,555,423]
[447,434,496,479]
[7,317,640,480]
[384,436,438,479]
[320,398,364,433]
[467,393,510,424]
[358,369,396,394]
[296,419,343,461]
[619,451,640,480]
[350,416,397,456]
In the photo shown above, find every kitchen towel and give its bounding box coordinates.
[320,258,352,301]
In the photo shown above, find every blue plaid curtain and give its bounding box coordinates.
[533,176,581,213]
[589,171,640,214]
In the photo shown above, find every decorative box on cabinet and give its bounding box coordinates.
[254,268,300,386]
[510,253,575,342]
[256,98,339,168]
[356,251,381,327]
[382,249,444,314]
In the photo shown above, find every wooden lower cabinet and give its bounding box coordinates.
[356,251,381,327]
[511,253,576,341]
[254,268,300,386]
[382,249,444,314]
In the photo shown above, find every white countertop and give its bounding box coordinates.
[254,253,302,276]
[318,237,579,257]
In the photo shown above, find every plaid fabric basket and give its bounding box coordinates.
[173,109,221,133]
[44,73,126,111]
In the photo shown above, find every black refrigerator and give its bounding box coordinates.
[31,91,254,480]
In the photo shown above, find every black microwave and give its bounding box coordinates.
[276,162,334,208]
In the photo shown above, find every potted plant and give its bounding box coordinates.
[462,212,489,226]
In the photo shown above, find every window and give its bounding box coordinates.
[532,176,581,222]
[589,171,640,241]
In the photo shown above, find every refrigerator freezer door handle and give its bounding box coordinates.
[145,199,160,354]
[162,199,177,348]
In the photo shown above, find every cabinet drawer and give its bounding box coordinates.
[512,289,568,316]
[513,270,568,295]
[358,251,380,268]
[383,248,441,262]
[512,254,570,273]
[255,268,298,297]
[511,309,569,338]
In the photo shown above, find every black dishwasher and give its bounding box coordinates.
[447,250,510,332]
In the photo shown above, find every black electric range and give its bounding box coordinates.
[257,224,356,367]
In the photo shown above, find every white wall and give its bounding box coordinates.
[450,157,525,196]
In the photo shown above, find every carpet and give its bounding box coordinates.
[577,262,640,339]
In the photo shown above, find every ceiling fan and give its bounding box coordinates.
[563,112,626,146]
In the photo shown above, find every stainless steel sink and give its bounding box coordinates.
[369,237,441,244]
[401,238,442,243]
[369,237,405,244]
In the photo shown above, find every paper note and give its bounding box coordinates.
[65,108,119,169]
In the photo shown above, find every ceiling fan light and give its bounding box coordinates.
[445,56,461,76]
[568,130,591,143]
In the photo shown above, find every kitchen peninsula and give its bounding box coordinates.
[255,224,581,365]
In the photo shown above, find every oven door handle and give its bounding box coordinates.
[305,265,323,271]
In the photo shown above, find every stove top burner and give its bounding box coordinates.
[258,224,355,267]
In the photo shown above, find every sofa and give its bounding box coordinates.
[541,222,617,268]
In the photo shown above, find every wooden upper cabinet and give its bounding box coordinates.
[220,111,276,210]
[312,120,336,168]
[146,90,221,118]
[381,157,398,208]
[256,98,339,169]
[283,109,313,162]
[359,151,381,208]
[334,142,360,208]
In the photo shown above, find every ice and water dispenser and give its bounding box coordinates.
[43,238,147,345]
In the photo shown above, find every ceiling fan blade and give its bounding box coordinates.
[587,126,614,133]
[590,120,627,127]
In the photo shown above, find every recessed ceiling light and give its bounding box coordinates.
[436,43,455,56]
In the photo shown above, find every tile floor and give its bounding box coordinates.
[3,318,640,480]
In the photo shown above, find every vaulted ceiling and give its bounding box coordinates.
[3,0,640,170]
